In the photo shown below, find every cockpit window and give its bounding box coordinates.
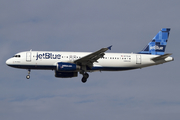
[13,55,21,58]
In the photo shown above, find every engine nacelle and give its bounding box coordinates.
[57,62,80,71]
[55,71,78,78]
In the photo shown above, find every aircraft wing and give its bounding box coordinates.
[74,46,112,68]
[151,53,172,61]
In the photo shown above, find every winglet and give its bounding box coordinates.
[107,45,112,50]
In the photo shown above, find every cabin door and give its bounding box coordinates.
[26,52,31,62]
[136,55,141,64]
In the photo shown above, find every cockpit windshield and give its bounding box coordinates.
[13,55,21,58]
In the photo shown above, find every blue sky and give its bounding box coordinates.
[1,0,180,120]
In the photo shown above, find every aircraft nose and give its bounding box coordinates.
[6,59,11,65]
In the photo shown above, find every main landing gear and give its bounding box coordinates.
[81,73,89,83]
[26,69,31,79]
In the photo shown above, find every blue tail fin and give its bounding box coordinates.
[139,28,170,55]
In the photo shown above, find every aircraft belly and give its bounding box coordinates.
[7,64,56,70]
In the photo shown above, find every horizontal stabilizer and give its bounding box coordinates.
[151,53,172,61]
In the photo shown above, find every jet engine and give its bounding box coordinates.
[55,71,78,78]
[56,62,80,71]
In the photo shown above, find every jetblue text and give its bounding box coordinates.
[36,53,61,60]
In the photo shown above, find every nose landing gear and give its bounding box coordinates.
[26,69,31,79]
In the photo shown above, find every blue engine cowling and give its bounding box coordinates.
[57,62,80,71]
[55,71,78,78]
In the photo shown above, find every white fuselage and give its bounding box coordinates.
[6,51,173,72]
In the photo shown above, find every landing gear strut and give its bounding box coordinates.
[26,69,31,79]
[81,73,89,83]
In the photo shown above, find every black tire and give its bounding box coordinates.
[81,77,87,83]
[84,73,89,78]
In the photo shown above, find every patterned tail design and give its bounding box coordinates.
[139,28,170,55]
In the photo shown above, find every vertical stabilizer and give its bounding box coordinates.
[139,28,170,55]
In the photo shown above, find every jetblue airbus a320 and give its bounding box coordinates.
[6,28,174,83]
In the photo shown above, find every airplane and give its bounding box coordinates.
[6,28,174,83]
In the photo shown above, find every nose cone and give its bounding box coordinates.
[6,58,12,65]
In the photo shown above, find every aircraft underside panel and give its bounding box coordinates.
[8,64,138,71]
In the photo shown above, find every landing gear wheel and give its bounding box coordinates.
[81,77,87,83]
[84,73,89,78]
[26,69,31,79]
[81,73,89,83]
[26,75,30,79]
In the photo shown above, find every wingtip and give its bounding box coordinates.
[108,45,112,50]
